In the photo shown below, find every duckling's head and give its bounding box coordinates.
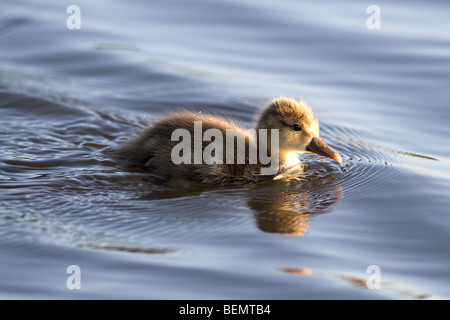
[256,97,341,164]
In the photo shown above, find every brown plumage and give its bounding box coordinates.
[110,97,341,185]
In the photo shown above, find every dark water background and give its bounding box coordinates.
[1,0,449,299]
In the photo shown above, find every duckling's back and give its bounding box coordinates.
[110,111,269,185]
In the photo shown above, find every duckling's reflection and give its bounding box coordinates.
[247,173,343,235]
[139,169,343,236]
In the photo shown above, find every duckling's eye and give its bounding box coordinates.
[291,123,302,131]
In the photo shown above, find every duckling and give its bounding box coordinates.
[111,97,341,185]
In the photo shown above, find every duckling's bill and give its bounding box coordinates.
[306,137,342,163]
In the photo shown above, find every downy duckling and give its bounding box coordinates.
[111,97,341,185]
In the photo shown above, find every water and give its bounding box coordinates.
[1,0,449,299]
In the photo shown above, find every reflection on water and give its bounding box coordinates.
[280,267,312,275]
[279,267,438,300]
[248,173,343,235]
[131,162,344,236]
